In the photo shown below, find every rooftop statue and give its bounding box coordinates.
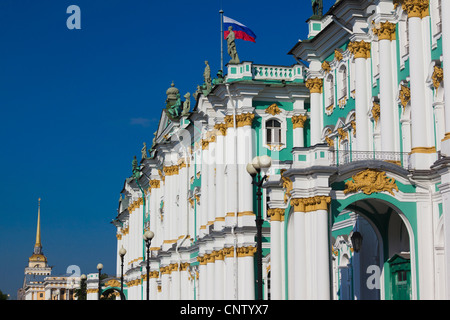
[181,92,191,116]
[226,26,240,64]
[204,61,212,90]
[165,92,183,121]
[311,0,323,18]
[141,142,147,160]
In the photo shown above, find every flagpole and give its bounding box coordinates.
[220,9,224,72]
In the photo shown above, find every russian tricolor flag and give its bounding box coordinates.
[223,16,256,43]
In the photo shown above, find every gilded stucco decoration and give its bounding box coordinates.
[280,169,293,204]
[265,103,282,116]
[344,169,399,196]
[399,84,411,110]
[305,77,323,94]
[432,65,443,89]
[291,114,308,129]
[348,40,371,59]
[371,101,380,125]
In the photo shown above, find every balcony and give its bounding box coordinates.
[226,61,304,83]
[329,150,411,170]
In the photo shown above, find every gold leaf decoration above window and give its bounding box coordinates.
[265,103,282,116]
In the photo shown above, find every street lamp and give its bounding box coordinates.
[80,274,87,300]
[246,155,272,300]
[119,246,127,299]
[97,263,103,300]
[143,230,154,301]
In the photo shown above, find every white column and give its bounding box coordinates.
[180,263,190,299]
[171,264,180,300]
[215,124,226,229]
[292,115,307,147]
[206,253,215,299]
[214,250,225,299]
[238,246,256,299]
[306,78,323,146]
[268,208,284,300]
[198,258,207,300]
[160,269,170,300]
[224,248,234,299]
[377,22,397,152]
[406,5,436,168]
[438,173,450,299]
[293,205,307,299]
[225,119,237,227]
[441,0,450,154]
[315,206,331,299]
[207,134,216,228]
[200,142,209,236]
[236,114,254,225]
[349,41,371,151]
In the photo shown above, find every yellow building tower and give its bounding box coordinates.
[20,198,52,300]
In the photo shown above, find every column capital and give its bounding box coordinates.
[267,208,285,222]
[236,113,255,127]
[372,21,397,41]
[396,0,429,19]
[291,114,308,129]
[290,196,331,213]
[348,40,371,59]
[305,77,323,94]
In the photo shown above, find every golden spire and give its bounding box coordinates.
[34,198,42,249]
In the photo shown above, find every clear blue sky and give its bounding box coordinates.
[0,0,335,299]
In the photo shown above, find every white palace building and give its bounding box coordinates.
[95,0,450,300]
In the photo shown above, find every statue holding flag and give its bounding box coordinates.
[226,26,240,64]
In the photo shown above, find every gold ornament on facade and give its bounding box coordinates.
[105,279,121,288]
[325,135,335,147]
[214,123,228,136]
[371,102,381,125]
[334,49,344,61]
[291,114,308,129]
[224,115,235,128]
[236,113,255,127]
[399,84,411,110]
[337,127,348,143]
[265,103,282,116]
[322,60,331,73]
[267,208,285,222]
[348,41,371,59]
[291,196,331,212]
[372,21,397,41]
[350,120,356,137]
[237,246,257,258]
[400,0,429,19]
[432,66,443,89]
[305,77,323,94]
[280,169,293,204]
[344,169,399,196]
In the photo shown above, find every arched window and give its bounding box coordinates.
[266,119,282,145]
[325,74,335,108]
[337,65,347,99]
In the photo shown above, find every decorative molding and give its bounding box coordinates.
[344,169,399,196]
[291,196,331,212]
[432,66,443,89]
[305,77,323,94]
[291,114,308,129]
[337,127,348,143]
[334,49,344,62]
[265,103,282,116]
[371,101,380,125]
[399,84,411,110]
[399,0,430,19]
[322,60,331,73]
[267,208,285,222]
[236,113,255,127]
[236,246,257,258]
[372,21,397,41]
[280,169,293,204]
[348,40,371,59]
